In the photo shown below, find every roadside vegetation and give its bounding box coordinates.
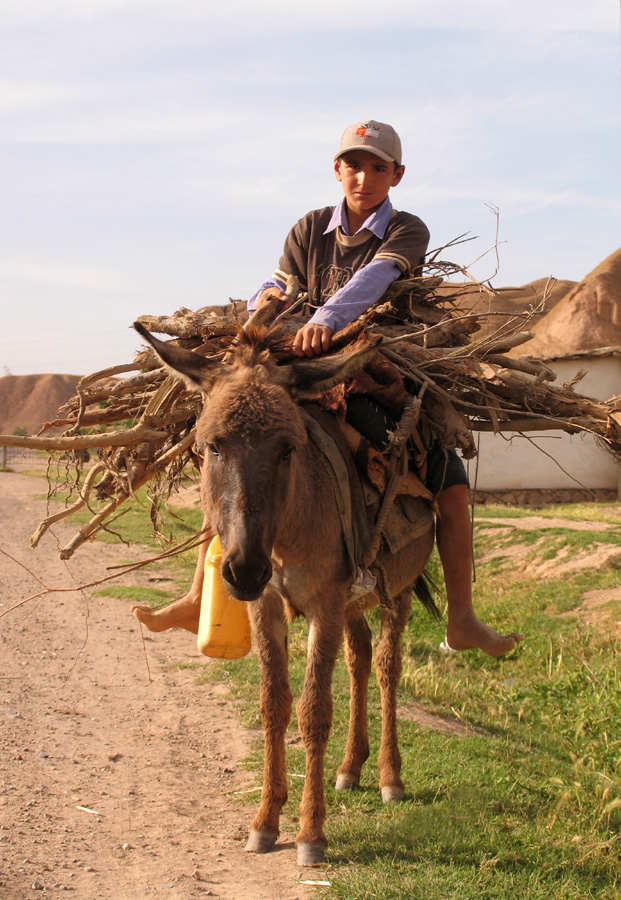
[34,476,621,899]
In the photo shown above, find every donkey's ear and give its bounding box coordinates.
[286,335,382,399]
[134,322,225,393]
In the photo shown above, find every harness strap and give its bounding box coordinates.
[301,404,371,576]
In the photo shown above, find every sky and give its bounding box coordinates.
[1,0,620,376]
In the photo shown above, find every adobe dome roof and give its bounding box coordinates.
[512,247,621,358]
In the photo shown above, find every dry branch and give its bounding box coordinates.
[0,424,167,450]
[2,262,619,560]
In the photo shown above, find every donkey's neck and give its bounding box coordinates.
[272,428,351,578]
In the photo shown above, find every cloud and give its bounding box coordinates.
[0,81,78,110]
[0,260,137,293]
[1,0,615,154]
[413,181,621,218]
[6,0,611,34]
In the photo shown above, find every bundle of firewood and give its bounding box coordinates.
[3,271,620,560]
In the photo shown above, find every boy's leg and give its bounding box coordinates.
[131,513,210,633]
[435,484,522,657]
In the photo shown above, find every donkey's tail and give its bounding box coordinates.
[413,570,442,620]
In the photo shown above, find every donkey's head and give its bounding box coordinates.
[135,322,380,602]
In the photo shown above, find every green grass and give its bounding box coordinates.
[475,502,621,526]
[39,478,205,594]
[6,466,53,478]
[203,504,621,899]
[41,484,204,550]
[93,584,175,609]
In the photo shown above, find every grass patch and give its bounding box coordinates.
[11,467,53,479]
[202,505,621,899]
[475,502,621,526]
[93,584,175,609]
[41,484,204,550]
[38,477,205,587]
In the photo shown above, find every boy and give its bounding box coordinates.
[248,119,428,358]
[133,120,522,657]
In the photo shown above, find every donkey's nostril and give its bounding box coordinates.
[221,559,234,586]
[222,555,272,601]
[256,558,272,587]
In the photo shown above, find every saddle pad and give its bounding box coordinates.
[382,494,434,556]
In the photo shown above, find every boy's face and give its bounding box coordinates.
[334,150,405,222]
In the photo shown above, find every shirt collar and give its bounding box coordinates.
[324,196,393,238]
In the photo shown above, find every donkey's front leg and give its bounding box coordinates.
[375,589,412,803]
[296,607,344,866]
[245,589,292,854]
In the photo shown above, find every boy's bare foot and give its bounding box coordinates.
[132,519,211,634]
[446,611,523,658]
[132,591,201,634]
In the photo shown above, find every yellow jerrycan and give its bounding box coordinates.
[197,535,251,659]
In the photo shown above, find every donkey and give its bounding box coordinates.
[135,322,435,866]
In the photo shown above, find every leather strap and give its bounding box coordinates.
[301,403,371,575]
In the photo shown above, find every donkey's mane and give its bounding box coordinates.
[201,323,304,444]
[234,322,293,366]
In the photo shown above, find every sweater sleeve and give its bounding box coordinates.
[308,259,401,332]
[272,213,316,291]
[372,212,430,276]
[247,277,287,314]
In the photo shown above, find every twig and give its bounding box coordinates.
[137,621,153,683]
[0,424,168,451]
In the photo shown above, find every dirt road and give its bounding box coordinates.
[0,473,316,900]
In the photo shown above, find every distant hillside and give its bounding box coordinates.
[512,247,621,358]
[0,374,81,435]
[439,277,576,336]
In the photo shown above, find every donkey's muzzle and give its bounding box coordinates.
[221,553,273,603]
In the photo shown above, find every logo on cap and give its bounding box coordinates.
[356,123,380,139]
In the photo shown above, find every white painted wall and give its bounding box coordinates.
[469,355,621,492]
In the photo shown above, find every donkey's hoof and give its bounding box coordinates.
[381,784,404,803]
[245,828,278,853]
[297,841,326,867]
[335,772,359,791]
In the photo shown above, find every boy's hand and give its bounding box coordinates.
[256,287,289,309]
[293,324,333,357]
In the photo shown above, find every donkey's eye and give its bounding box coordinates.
[206,443,220,458]
[279,447,294,464]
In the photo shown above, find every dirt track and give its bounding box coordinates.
[0,473,315,900]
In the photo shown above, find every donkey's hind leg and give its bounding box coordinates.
[335,608,372,791]
[375,588,412,803]
[245,588,292,854]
